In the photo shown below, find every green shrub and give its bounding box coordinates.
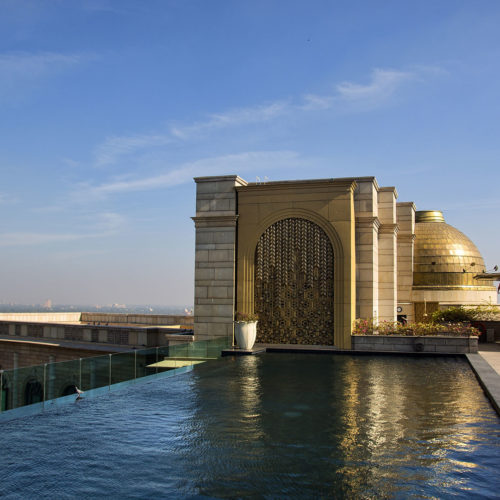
[352,318,480,337]
[430,306,473,323]
[431,303,500,323]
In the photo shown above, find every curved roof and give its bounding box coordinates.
[413,210,492,289]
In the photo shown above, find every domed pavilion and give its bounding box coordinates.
[412,210,496,321]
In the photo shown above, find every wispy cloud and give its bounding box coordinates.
[170,101,289,139]
[0,208,126,247]
[84,150,302,198]
[336,68,413,103]
[92,65,442,166]
[0,51,81,76]
[301,68,418,112]
[301,93,334,111]
[0,51,90,102]
[95,102,289,166]
[95,133,173,167]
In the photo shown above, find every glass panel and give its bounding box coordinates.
[3,364,45,410]
[110,352,135,384]
[0,336,229,413]
[81,354,111,391]
[188,340,208,359]
[207,337,229,358]
[169,343,189,358]
[47,358,81,399]
[135,348,157,378]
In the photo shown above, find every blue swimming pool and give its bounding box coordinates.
[0,353,499,498]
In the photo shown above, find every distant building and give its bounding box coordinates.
[192,175,497,348]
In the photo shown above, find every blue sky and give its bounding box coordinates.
[1,0,499,306]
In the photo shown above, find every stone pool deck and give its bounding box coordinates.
[467,343,500,415]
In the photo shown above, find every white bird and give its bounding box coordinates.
[75,386,84,399]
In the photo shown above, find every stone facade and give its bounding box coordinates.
[192,176,247,343]
[193,175,497,349]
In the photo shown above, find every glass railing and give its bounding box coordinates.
[0,337,230,416]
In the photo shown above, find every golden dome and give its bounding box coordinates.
[413,210,492,289]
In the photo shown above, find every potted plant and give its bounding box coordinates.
[234,312,259,350]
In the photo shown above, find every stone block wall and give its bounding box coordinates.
[192,176,247,342]
[352,335,478,353]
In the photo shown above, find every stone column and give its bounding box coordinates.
[355,217,380,321]
[396,202,416,322]
[192,176,247,342]
[354,178,380,322]
[378,187,398,322]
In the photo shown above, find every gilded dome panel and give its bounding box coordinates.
[413,210,492,289]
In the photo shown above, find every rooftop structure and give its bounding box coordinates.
[192,175,497,349]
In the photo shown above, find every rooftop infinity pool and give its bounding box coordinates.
[0,353,499,498]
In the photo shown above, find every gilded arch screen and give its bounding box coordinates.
[254,217,334,345]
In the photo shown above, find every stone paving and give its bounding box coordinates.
[478,343,500,376]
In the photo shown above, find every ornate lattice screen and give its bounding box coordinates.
[254,217,334,345]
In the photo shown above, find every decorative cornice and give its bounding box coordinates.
[194,175,248,186]
[379,223,399,235]
[237,178,357,192]
[379,186,399,199]
[397,201,416,211]
[397,233,416,242]
[192,215,239,228]
[355,216,381,230]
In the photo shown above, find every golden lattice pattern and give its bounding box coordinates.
[254,218,334,345]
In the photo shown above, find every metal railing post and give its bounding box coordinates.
[108,354,112,390]
[43,363,47,408]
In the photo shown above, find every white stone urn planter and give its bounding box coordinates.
[234,321,258,350]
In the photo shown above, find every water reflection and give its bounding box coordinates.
[0,354,498,499]
[186,354,499,498]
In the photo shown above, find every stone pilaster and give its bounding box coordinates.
[396,202,416,322]
[192,176,247,342]
[354,178,380,322]
[378,188,398,322]
[355,216,380,321]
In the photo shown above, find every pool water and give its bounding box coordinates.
[1,353,499,498]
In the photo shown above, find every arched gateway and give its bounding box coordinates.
[254,218,334,344]
[192,175,357,350]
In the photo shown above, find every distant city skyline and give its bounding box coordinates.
[1,1,499,305]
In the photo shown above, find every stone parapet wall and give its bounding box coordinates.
[0,340,116,370]
[80,313,193,326]
[0,312,82,323]
[352,335,478,353]
[0,320,193,351]
[0,312,194,327]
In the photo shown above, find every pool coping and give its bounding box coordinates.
[466,354,500,415]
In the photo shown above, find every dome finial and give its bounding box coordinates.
[415,210,444,223]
